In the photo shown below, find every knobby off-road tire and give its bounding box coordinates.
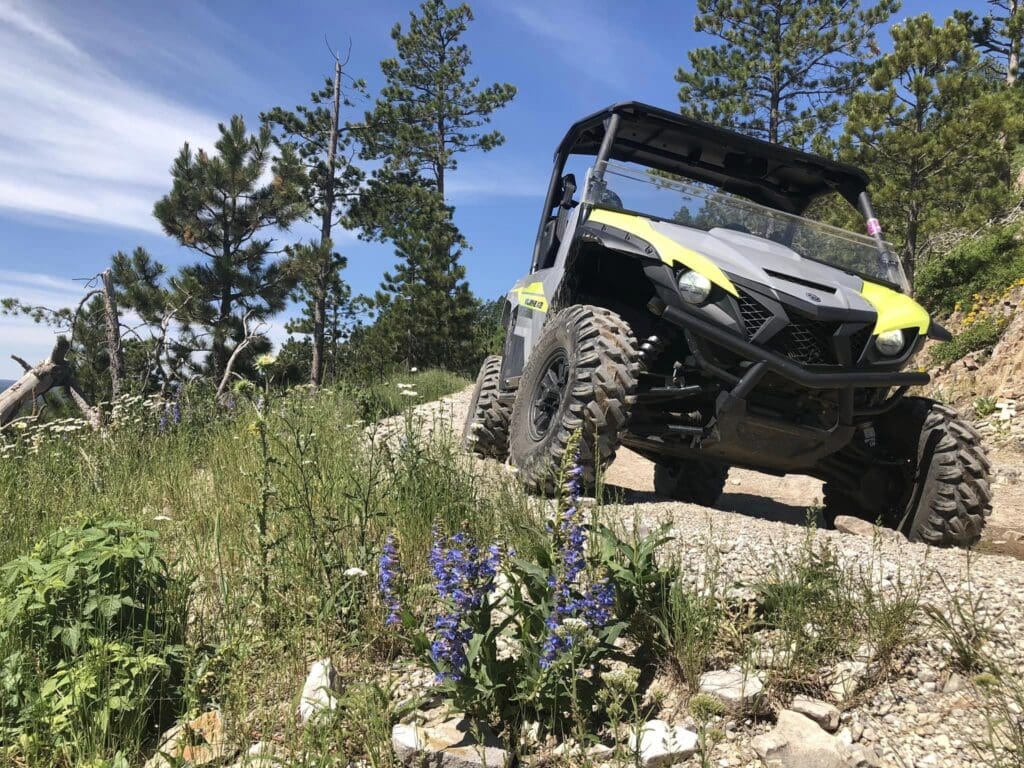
[653,460,729,506]
[462,355,512,460]
[509,305,639,494]
[823,397,991,548]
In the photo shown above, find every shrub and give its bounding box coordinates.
[916,225,1024,316]
[0,521,186,765]
[929,315,1008,365]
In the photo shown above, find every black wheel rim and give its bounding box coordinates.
[529,351,569,440]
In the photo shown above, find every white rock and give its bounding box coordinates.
[699,669,764,709]
[833,516,903,542]
[627,719,698,768]
[297,658,341,723]
[790,696,840,732]
[752,710,850,768]
[392,718,507,768]
[829,661,867,703]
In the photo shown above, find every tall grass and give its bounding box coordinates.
[1,371,517,766]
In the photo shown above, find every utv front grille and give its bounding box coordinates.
[736,289,772,338]
[849,325,874,362]
[768,316,840,365]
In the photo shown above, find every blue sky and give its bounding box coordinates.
[0,0,972,379]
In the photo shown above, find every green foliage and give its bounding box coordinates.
[929,315,1008,365]
[351,0,516,375]
[676,0,898,146]
[348,369,469,421]
[954,1,1024,85]
[839,14,1024,281]
[916,225,1024,315]
[0,521,186,764]
[263,67,366,387]
[975,396,999,418]
[358,0,516,197]
[153,115,306,379]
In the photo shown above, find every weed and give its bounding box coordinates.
[925,564,1001,673]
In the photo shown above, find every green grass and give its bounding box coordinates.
[0,370,930,767]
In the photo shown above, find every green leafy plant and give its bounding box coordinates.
[0,521,186,764]
[975,396,999,418]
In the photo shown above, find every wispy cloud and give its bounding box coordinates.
[490,0,657,91]
[0,2,219,233]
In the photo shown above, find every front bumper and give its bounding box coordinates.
[644,263,930,391]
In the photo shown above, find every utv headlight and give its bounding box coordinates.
[875,329,906,356]
[677,270,712,305]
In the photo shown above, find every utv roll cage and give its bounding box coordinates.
[532,102,890,272]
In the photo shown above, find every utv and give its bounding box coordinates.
[463,102,991,548]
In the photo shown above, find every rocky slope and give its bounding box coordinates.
[395,384,1024,768]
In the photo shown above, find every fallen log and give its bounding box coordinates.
[0,337,101,428]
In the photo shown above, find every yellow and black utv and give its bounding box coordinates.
[464,102,989,548]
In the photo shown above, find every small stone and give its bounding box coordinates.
[392,718,507,768]
[847,744,882,768]
[790,696,840,732]
[699,669,764,709]
[934,734,952,750]
[751,710,848,768]
[627,719,699,768]
[922,682,937,693]
[144,710,233,768]
[829,661,867,703]
[833,516,903,542]
[943,673,965,693]
[297,658,341,723]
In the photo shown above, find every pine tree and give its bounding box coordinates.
[676,0,898,147]
[353,0,516,371]
[153,116,305,380]
[282,243,357,382]
[956,1,1023,85]
[263,56,365,387]
[839,14,1022,284]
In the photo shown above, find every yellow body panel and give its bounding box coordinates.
[587,209,739,297]
[859,281,931,335]
[513,281,548,313]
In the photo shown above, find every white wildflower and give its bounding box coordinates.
[343,567,368,578]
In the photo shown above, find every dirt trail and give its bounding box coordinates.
[430,384,1024,558]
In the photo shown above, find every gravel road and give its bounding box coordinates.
[399,386,1024,767]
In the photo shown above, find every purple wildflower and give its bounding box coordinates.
[428,528,500,682]
[541,450,615,668]
[378,535,402,626]
[171,396,182,425]
[158,406,168,434]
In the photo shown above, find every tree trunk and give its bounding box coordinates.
[312,58,343,390]
[0,338,100,428]
[1009,0,1020,86]
[101,269,125,397]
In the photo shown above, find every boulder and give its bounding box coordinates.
[751,710,849,768]
[790,696,840,732]
[392,717,507,768]
[627,719,698,768]
[698,669,764,709]
[297,658,341,723]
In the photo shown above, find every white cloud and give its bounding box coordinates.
[490,0,657,91]
[0,3,220,232]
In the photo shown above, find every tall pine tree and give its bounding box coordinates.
[154,116,305,379]
[956,1,1023,85]
[676,0,898,147]
[263,55,365,387]
[839,14,1021,283]
[355,0,516,371]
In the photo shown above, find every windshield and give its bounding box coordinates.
[584,162,909,292]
